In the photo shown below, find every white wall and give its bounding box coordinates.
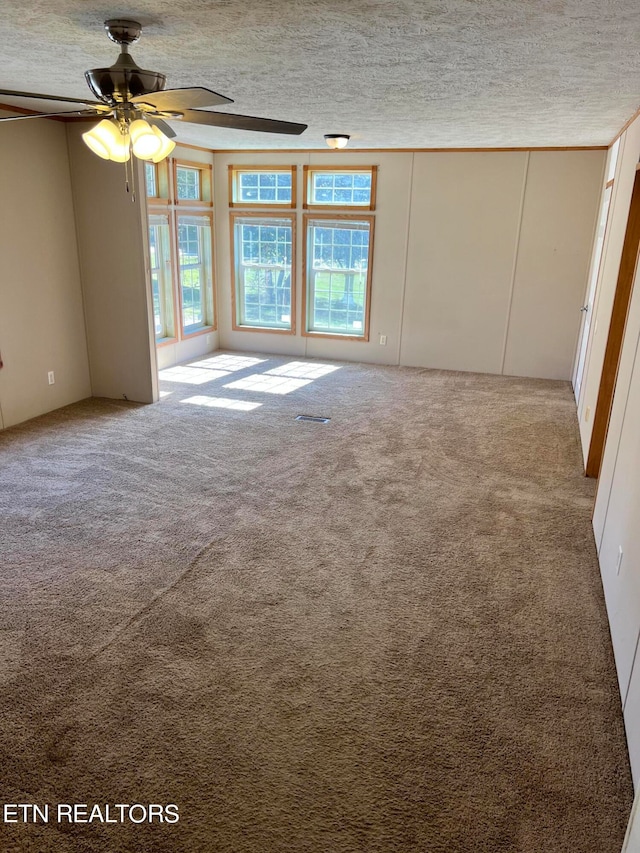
[401,151,526,373]
[213,149,604,379]
[156,331,218,370]
[66,125,157,404]
[0,117,91,429]
[503,151,606,379]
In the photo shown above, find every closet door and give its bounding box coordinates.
[598,334,640,701]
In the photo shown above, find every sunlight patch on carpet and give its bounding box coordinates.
[224,375,312,395]
[190,355,267,372]
[266,362,341,380]
[181,396,262,411]
[159,366,231,385]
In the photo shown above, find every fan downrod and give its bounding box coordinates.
[104,19,142,46]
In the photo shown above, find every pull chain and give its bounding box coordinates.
[124,153,130,196]
[123,143,137,203]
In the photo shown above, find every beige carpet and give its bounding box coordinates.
[0,352,633,852]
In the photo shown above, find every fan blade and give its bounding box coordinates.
[179,109,307,135]
[131,87,233,112]
[62,114,113,122]
[0,88,107,108]
[0,109,101,122]
[146,115,177,138]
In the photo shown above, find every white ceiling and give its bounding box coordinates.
[0,0,639,150]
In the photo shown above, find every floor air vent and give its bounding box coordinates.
[295,415,330,424]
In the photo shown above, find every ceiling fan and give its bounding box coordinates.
[0,18,307,163]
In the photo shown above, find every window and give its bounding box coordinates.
[144,158,216,344]
[145,162,158,198]
[173,160,213,205]
[177,166,200,200]
[231,214,295,332]
[178,215,214,334]
[229,166,296,208]
[304,166,377,210]
[145,160,170,200]
[227,163,379,341]
[148,213,174,339]
[303,216,374,339]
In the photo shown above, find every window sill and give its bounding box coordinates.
[181,325,216,339]
[232,324,295,336]
[229,201,296,210]
[156,336,178,348]
[302,330,368,342]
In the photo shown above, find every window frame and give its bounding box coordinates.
[145,155,217,346]
[230,211,297,335]
[303,165,378,211]
[302,212,375,342]
[228,165,297,210]
[148,211,177,343]
[145,159,172,202]
[173,159,213,207]
[174,210,216,338]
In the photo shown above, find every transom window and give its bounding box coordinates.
[240,172,291,203]
[229,166,296,208]
[176,166,201,201]
[304,216,374,339]
[304,166,377,210]
[231,214,295,332]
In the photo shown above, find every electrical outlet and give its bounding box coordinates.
[379,334,387,346]
[585,406,590,422]
[616,546,624,575]
[47,371,55,385]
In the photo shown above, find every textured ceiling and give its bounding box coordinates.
[0,0,639,149]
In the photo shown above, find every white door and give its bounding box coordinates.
[573,183,613,400]
[573,139,620,402]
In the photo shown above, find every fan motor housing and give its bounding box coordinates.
[86,20,166,103]
[85,66,167,103]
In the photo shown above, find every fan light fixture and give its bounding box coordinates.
[82,117,175,163]
[324,134,350,149]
